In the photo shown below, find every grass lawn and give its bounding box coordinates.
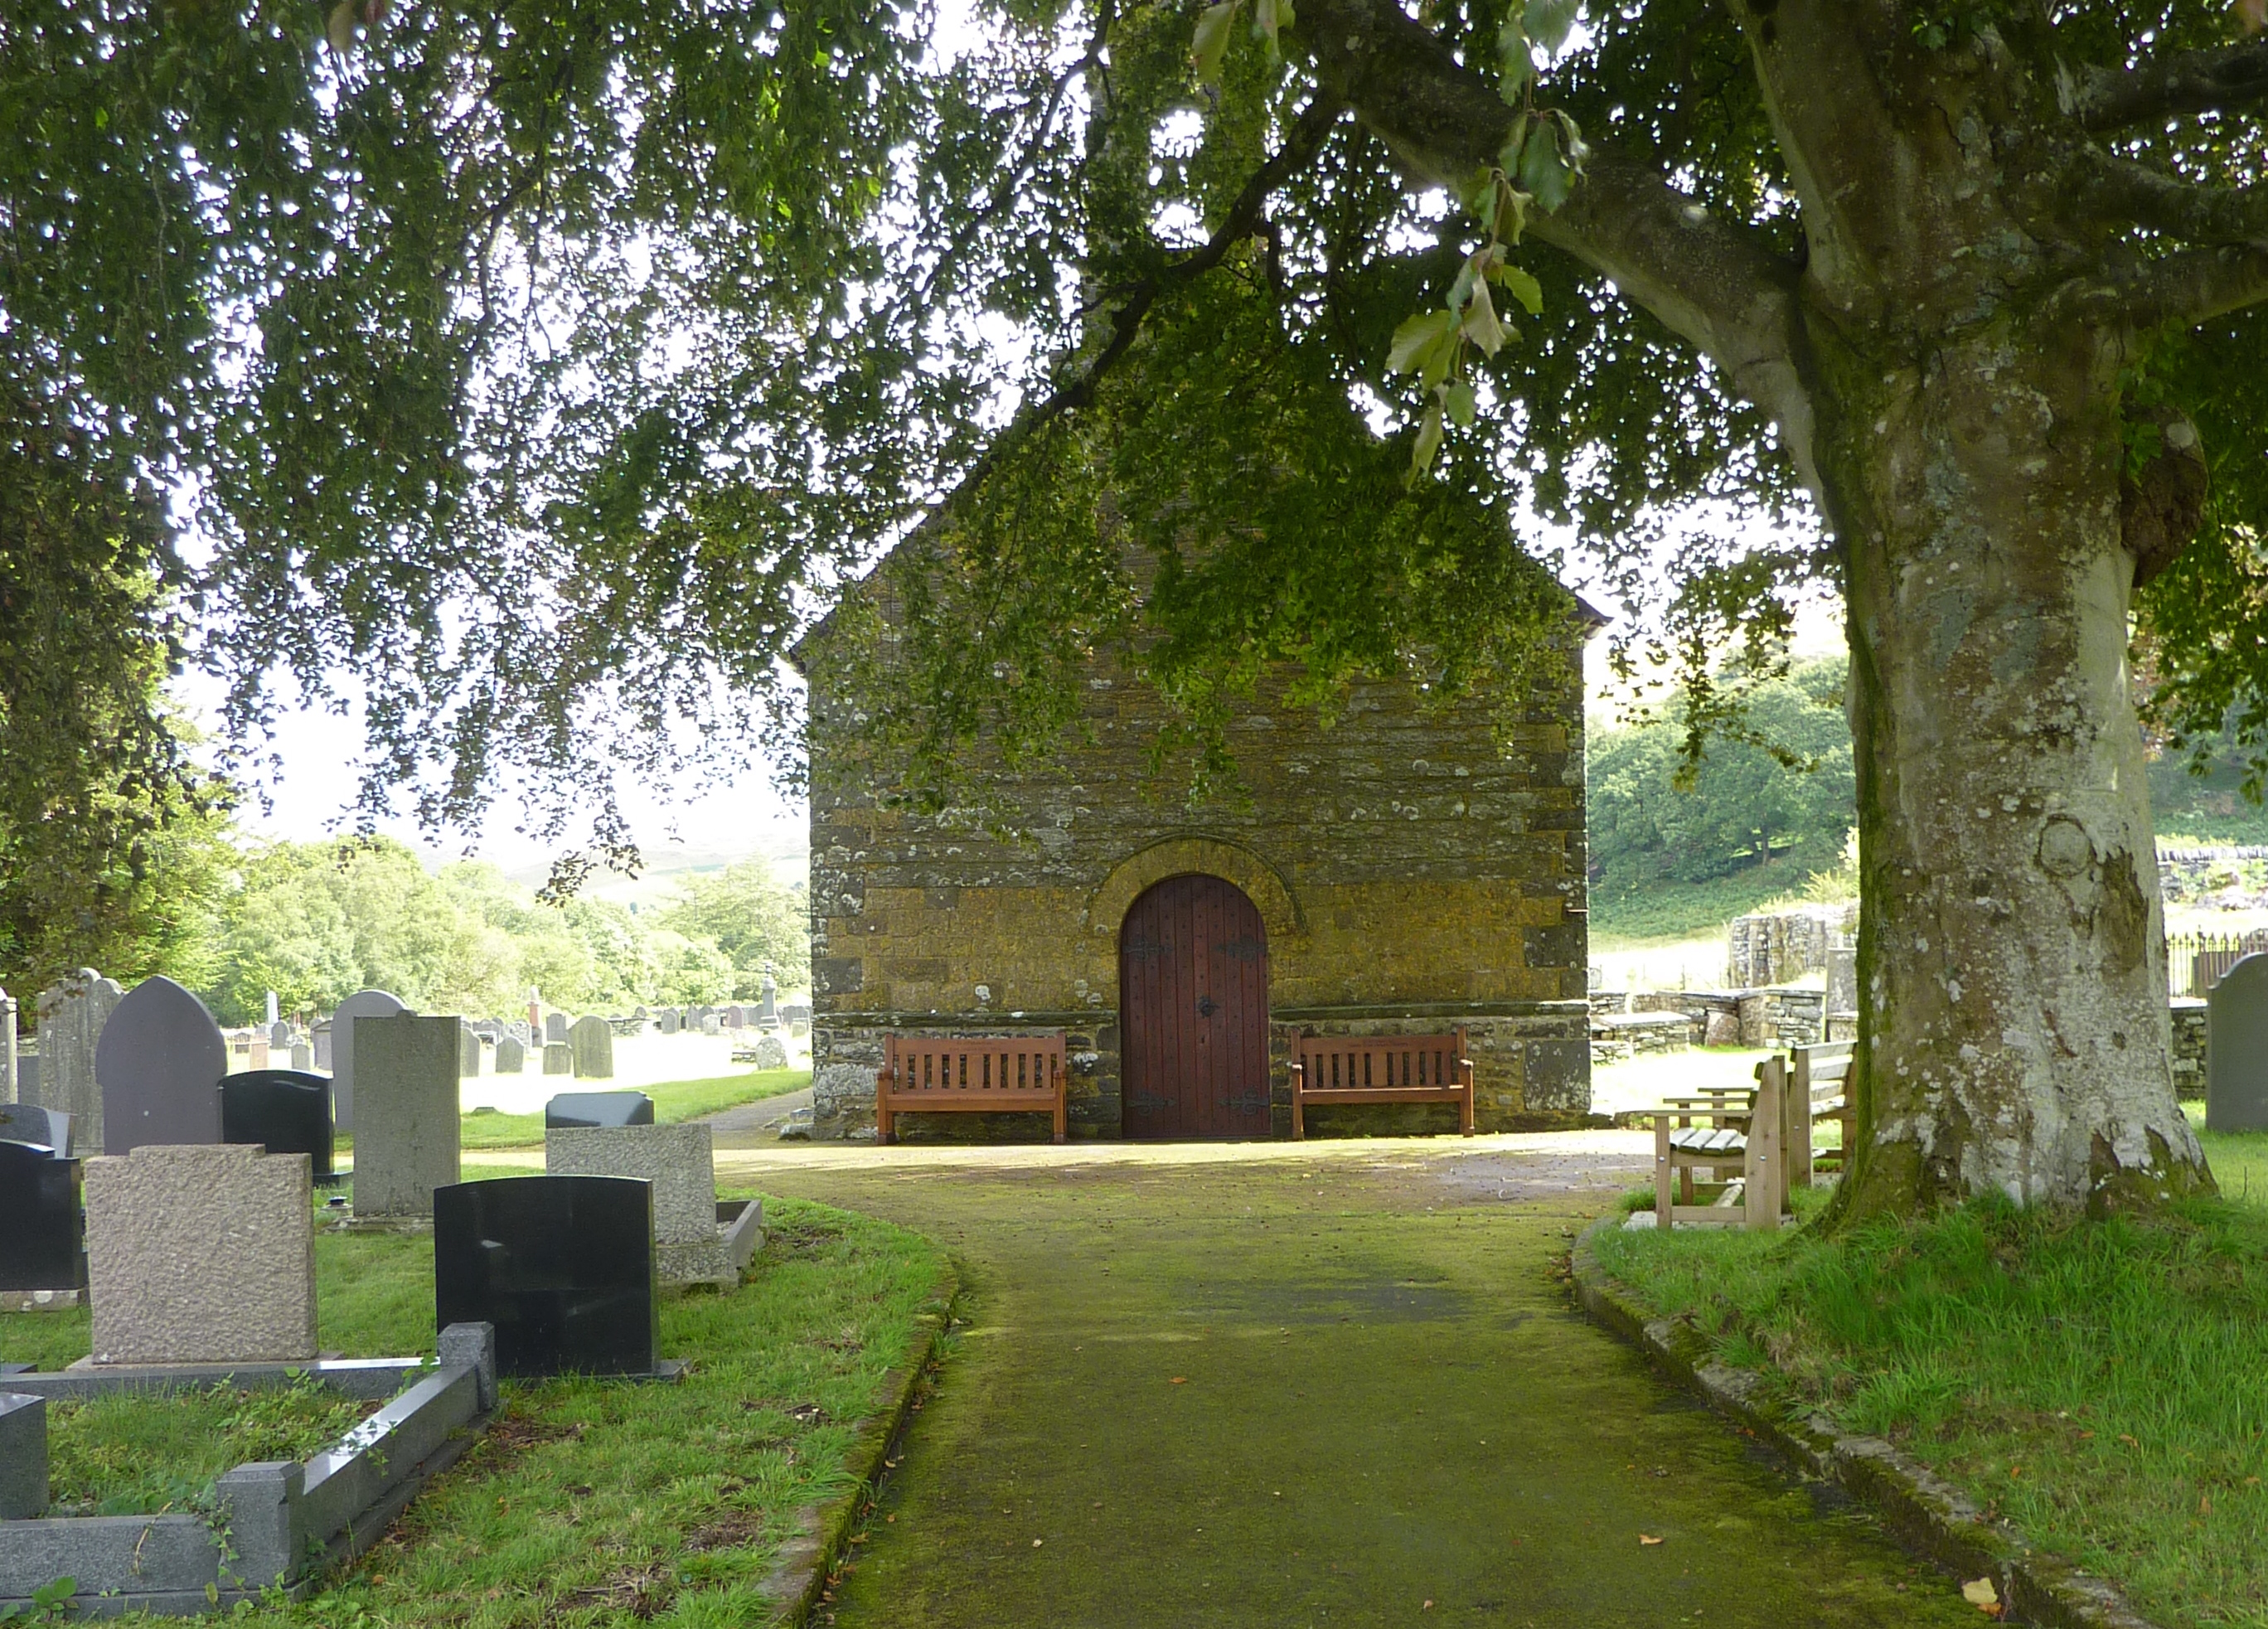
[0,1173,947,1627]
[48,1378,379,1517]
[334,1067,813,1154]
[1592,1119,2268,1629]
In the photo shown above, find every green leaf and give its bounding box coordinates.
[326,0,360,53]
[1442,378,1478,429]
[1519,122,1573,213]
[1191,0,1240,85]
[1495,181,1529,245]
[1496,18,1534,103]
[1497,115,1531,183]
[1525,0,1580,56]
[1410,398,1447,482]
[1461,278,1508,357]
[1557,110,1590,172]
[1492,261,1544,317]
[1253,0,1295,50]
[1387,308,1459,376]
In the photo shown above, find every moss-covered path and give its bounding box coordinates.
[723,1136,1980,1627]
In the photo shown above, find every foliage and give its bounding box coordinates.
[1590,657,1854,894]
[1593,1173,2268,1627]
[198,840,802,1022]
[652,862,811,993]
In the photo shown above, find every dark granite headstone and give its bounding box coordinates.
[433,1176,658,1378]
[544,1091,655,1129]
[220,1069,335,1181]
[94,976,225,1156]
[2209,953,2268,1132]
[0,1103,71,1158]
[0,1142,84,1293]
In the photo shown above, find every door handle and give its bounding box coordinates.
[1197,996,1218,1018]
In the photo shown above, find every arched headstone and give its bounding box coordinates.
[329,989,408,1135]
[95,976,226,1155]
[2207,953,2268,1132]
[569,1016,614,1079]
[33,971,123,1148]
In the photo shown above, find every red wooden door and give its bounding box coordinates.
[1119,875,1271,1138]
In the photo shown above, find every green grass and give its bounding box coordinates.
[1593,1165,2268,1628]
[48,1377,380,1516]
[339,1067,812,1152]
[1,1181,946,1627]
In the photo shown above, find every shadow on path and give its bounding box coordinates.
[731,1137,1978,1627]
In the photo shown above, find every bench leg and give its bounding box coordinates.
[1053,1089,1068,1145]
[1655,1117,1674,1229]
[1291,1088,1305,1141]
[875,1073,894,1146]
[1458,1074,1475,1136]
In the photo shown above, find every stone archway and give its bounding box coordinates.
[1087,836,1302,943]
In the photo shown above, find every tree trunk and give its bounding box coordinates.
[1823,322,2213,1217]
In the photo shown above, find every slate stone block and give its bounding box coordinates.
[351,1015,461,1219]
[433,1176,659,1378]
[0,1103,71,1157]
[94,976,225,1156]
[84,1144,316,1364]
[220,1069,334,1181]
[0,1143,84,1295]
[544,1091,654,1129]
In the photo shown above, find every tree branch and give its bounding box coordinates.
[2074,151,2268,245]
[2066,35,2268,131]
[1292,0,1820,492]
[2125,242,2268,326]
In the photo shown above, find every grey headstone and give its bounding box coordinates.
[264,991,279,1027]
[725,1006,747,1029]
[12,1049,34,1103]
[542,1042,573,1075]
[84,1144,316,1364]
[94,976,225,1156]
[313,1021,332,1071]
[289,1040,313,1071]
[496,1035,526,1074]
[546,1123,729,1284]
[788,1020,810,1040]
[458,1022,484,1079]
[1,986,15,1107]
[0,1392,45,1518]
[1827,940,1858,1013]
[754,1034,790,1070]
[0,1103,72,1156]
[2208,953,2268,1132]
[657,1010,681,1035]
[545,1012,569,1045]
[32,970,124,1149]
[351,1015,461,1219]
[269,1020,293,1050]
[506,1020,532,1046]
[329,989,408,1136]
[700,1014,723,1037]
[758,972,778,1025]
[569,1016,614,1079]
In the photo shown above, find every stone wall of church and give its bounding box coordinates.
[804,632,1593,1139]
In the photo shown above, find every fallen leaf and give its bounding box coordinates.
[885,1515,895,1524]
[1032,1539,1044,1548]
[2077,1430,2095,1440]
[1422,1602,1434,1611]
[1170,1377,1188,1385]
[2118,1434,2139,1447]
[2202,1492,2214,1515]
[1962,1577,2000,1610]
[1638,1534,1664,1546]
[2008,1464,2022,1477]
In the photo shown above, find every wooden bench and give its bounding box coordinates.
[876,1035,1068,1144]
[1650,1057,1788,1230]
[1791,1040,1855,1184]
[1287,1030,1475,1140]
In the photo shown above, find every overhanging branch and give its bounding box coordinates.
[2074,151,2268,244]
[2125,241,2268,326]
[2066,34,2268,131]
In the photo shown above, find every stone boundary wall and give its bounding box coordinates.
[1591,987,1826,1051]
[1724,905,1858,988]
[2172,997,2206,1100]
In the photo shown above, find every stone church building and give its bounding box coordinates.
[797,565,1599,1142]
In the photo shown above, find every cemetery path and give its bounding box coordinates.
[722,1134,1980,1628]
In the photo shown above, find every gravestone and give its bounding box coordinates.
[290,1040,314,1071]
[1,986,14,1107]
[0,1142,84,1299]
[2207,953,2268,1132]
[1827,940,1858,1014]
[269,1019,293,1050]
[330,988,409,1136]
[221,1069,334,1181]
[724,1005,746,1029]
[95,976,226,1156]
[700,1014,723,1037]
[758,972,778,1025]
[545,1091,654,1129]
[0,1103,72,1156]
[657,1010,681,1035]
[781,1003,812,1025]
[545,1012,569,1046]
[265,991,280,1027]
[12,1050,35,1103]
[496,1035,526,1074]
[313,1021,332,1071]
[32,970,124,1150]
[434,1176,660,1377]
[506,1019,532,1046]
[458,1022,484,1079]
[569,1016,614,1079]
[542,1042,573,1074]
[754,1033,790,1070]
[788,1020,810,1040]
[84,1144,316,1363]
[352,1015,462,1219]
[547,1122,730,1285]
[249,1036,270,1070]
[0,1393,43,1520]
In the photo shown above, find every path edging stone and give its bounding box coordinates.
[1570,1217,2159,1629]
[763,1263,959,1625]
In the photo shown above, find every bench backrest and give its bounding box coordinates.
[1292,1030,1471,1090]
[1792,1040,1853,1100]
[883,1034,1065,1095]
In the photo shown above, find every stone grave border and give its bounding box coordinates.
[1569,1219,2159,1629]
[0,1324,498,1620]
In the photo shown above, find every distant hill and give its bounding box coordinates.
[503,830,810,909]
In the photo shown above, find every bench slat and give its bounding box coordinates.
[1288,1028,1475,1139]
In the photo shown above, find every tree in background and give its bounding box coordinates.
[643,930,739,1008]
[654,864,812,996]
[1591,659,1856,896]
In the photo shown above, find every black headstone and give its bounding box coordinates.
[220,1069,334,1180]
[0,1142,84,1293]
[433,1176,659,1378]
[0,1103,71,1158]
[544,1091,655,1130]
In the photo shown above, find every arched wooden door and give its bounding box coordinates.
[1119,874,1271,1138]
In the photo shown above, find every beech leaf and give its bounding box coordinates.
[1525,0,1579,56]
[1387,308,1458,376]
[1410,399,1446,481]
[1493,262,1544,317]
[1519,123,1573,212]
[1442,377,1477,428]
[1191,0,1239,85]
[1461,279,1507,357]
